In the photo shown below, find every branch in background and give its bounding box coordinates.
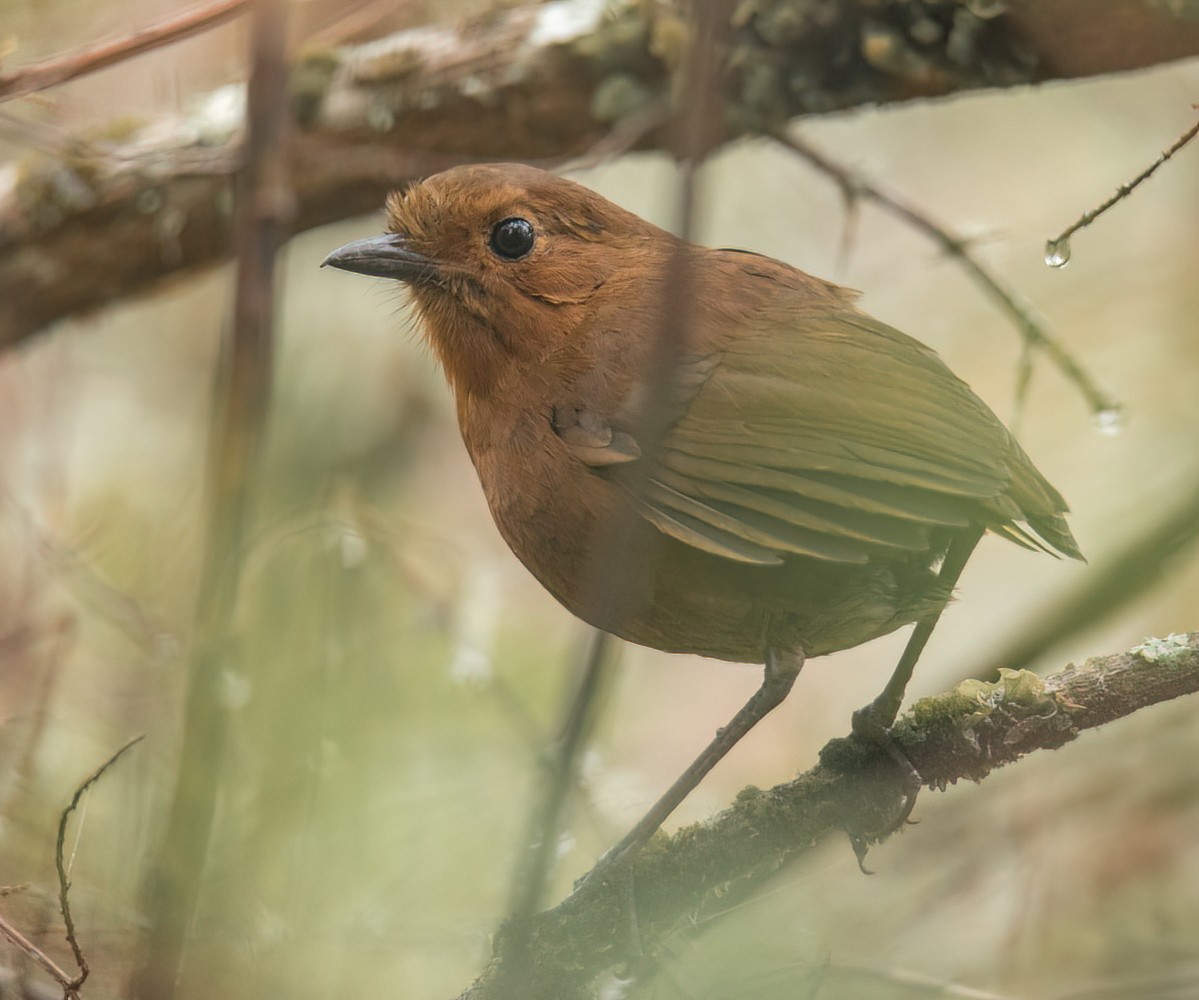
[128,0,292,996]
[505,0,730,943]
[3,0,1199,348]
[456,632,1199,1000]
[1045,112,1199,269]
[0,0,249,104]
[505,630,614,928]
[771,129,1118,421]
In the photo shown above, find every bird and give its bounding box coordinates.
[322,162,1081,860]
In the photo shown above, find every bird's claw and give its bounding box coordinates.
[845,702,926,860]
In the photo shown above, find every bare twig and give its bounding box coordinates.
[0,738,143,999]
[1045,112,1199,268]
[562,97,672,172]
[505,630,615,924]
[560,0,733,871]
[54,735,145,992]
[0,0,248,103]
[771,129,1119,419]
[0,912,78,999]
[129,1,291,997]
[502,0,727,942]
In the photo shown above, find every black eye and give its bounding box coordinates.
[489,217,535,260]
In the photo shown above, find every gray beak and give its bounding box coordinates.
[320,234,436,282]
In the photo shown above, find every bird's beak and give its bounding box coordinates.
[320,233,436,282]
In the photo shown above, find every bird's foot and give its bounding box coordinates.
[848,699,924,860]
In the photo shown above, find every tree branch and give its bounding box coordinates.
[55,735,145,993]
[3,0,1199,347]
[1045,112,1199,268]
[770,127,1117,419]
[0,737,144,1000]
[0,0,249,103]
[456,632,1199,1000]
[128,0,291,995]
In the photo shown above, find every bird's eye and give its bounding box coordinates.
[489,217,536,260]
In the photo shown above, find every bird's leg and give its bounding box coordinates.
[854,529,983,732]
[580,647,805,884]
[850,528,983,835]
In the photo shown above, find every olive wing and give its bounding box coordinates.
[627,311,1079,566]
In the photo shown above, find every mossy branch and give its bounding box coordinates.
[457,631,1199,1000]
[3,0,1199,348]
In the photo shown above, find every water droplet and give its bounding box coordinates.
[1044,238,1071,268]
[1094,406,1124,436]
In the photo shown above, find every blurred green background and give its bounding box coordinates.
[1,2,1198,998]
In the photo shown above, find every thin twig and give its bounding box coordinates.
[561,96,672,173]
[54,735,145,991]
[771,129,1119,419]
[0,912,79,998]
[1010,336,1036,434]
[505,630,615,924]
[1045,112,1199,266]
[129,1,291,996]
[832,184,862,280]
[0,0,249,103]
[501,0,725,950]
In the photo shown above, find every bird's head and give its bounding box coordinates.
[323,163,669,396]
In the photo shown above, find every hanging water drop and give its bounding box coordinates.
[1094,406,1124,437]
[1044,238,1071,268]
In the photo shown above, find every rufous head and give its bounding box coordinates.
[323,163,670,394]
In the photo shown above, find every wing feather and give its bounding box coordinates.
[635,500,784,565]
[618,301,1079,565]
[646,478,873,563]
